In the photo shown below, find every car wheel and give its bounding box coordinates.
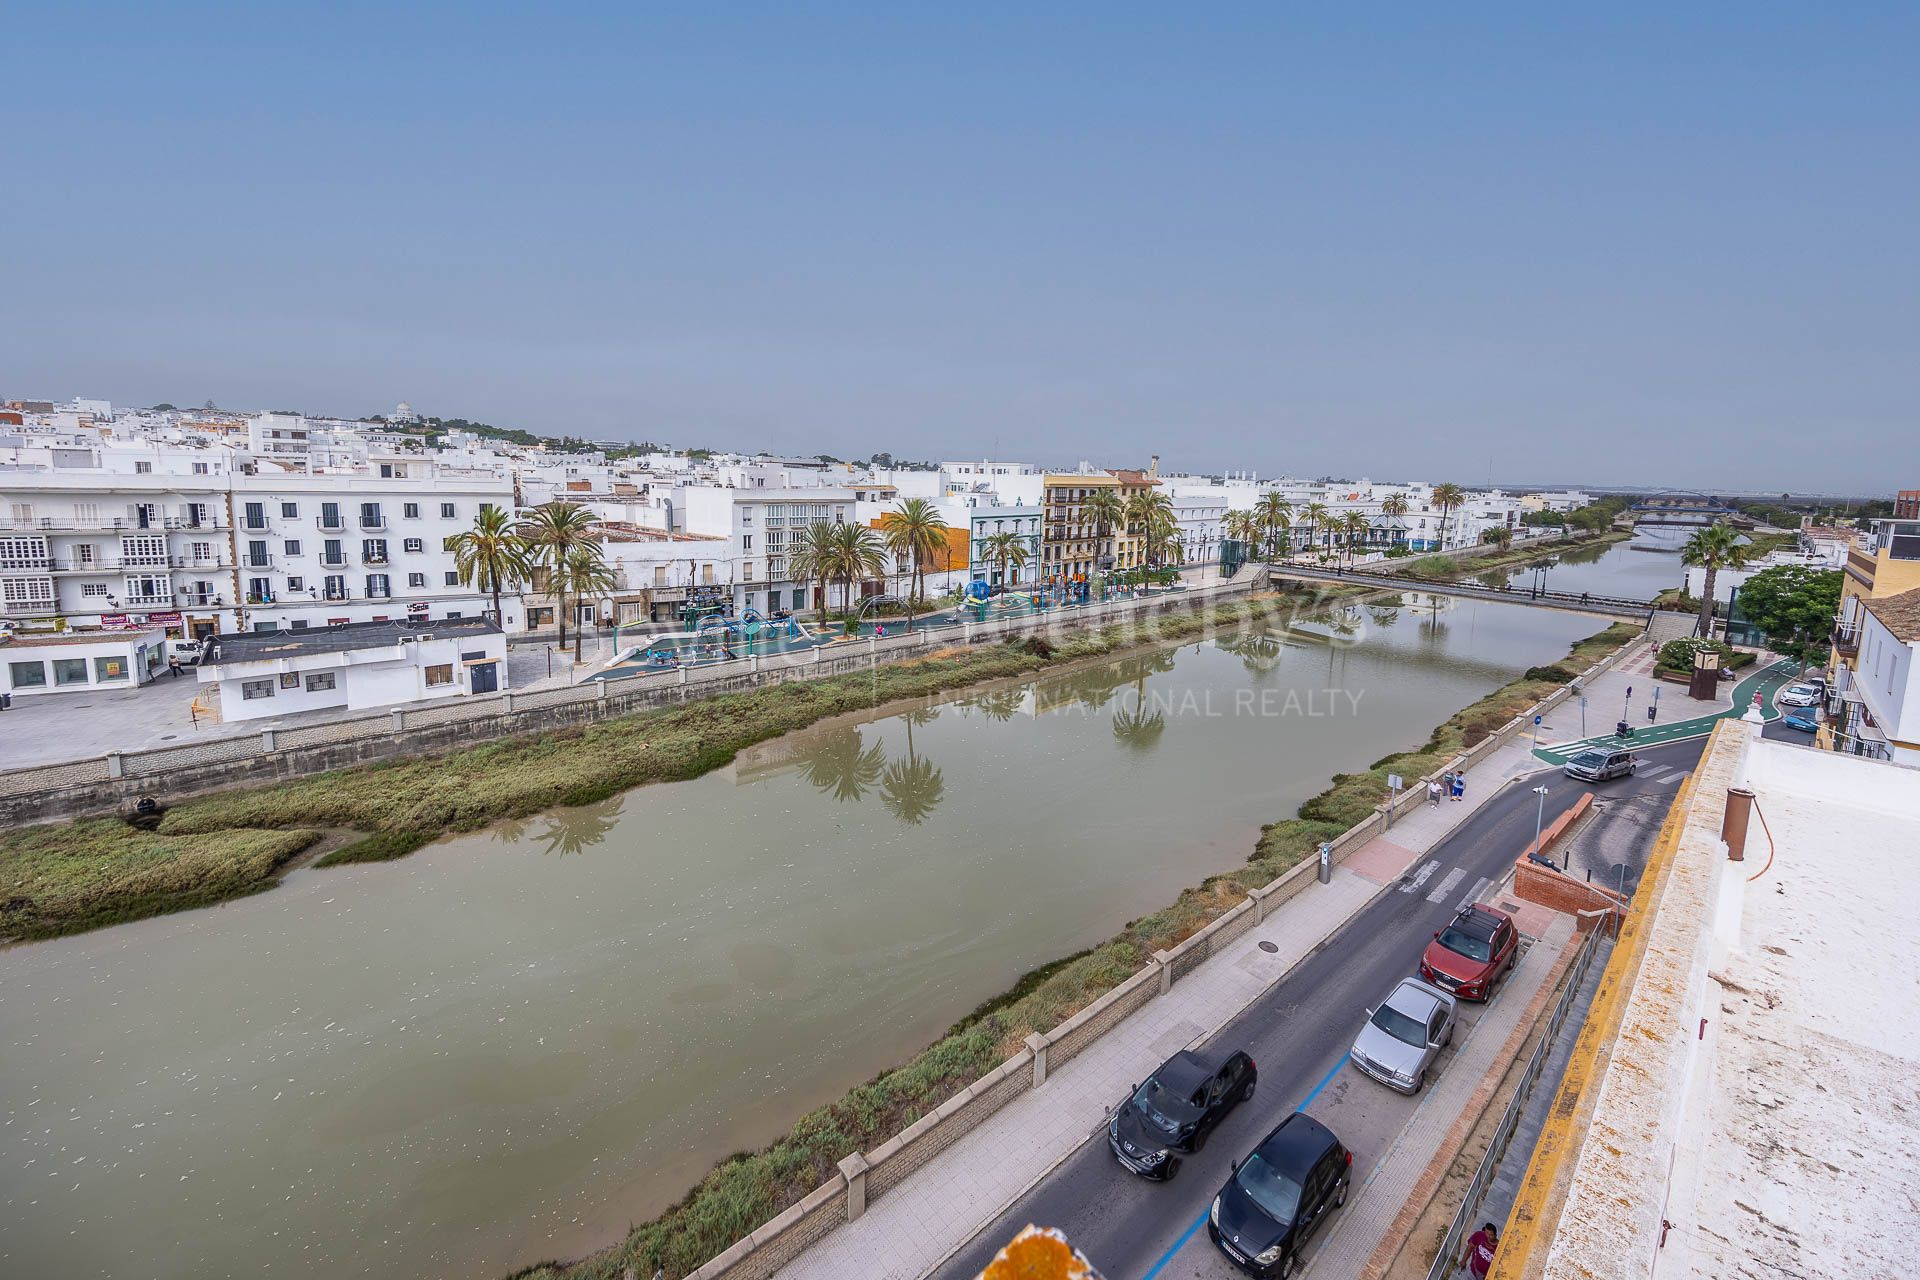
[1413,1069,1426,1093]
[1193,1126,1207,1153]
[1164,1157,1181,1181]
[1241,1078,1256,1104]
[1275,1250,1294,1280]
[1336,1175,1349,1207]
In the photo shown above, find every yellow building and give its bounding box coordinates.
[1830,518,1920,752]
[1041,472,1118,584]
[1106,467,1160,572]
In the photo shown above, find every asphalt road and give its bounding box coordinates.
[931,735,1710,1280]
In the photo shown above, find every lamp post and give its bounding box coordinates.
[1530,784,1550,862]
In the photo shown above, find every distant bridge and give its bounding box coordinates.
[1628,491,1736,527]
[1267,564,1656,623]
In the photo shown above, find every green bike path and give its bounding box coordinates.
[1531,658,1799,765]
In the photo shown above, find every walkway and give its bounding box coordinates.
[1264,564,1654,622]
[1530,656,1796,765]
[770,735,1557,1280]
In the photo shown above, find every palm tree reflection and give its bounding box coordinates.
[799,728,888,802]
[881,709,946,825]
[535,798,622,858]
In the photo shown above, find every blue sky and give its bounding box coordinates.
[3,4,1914,491]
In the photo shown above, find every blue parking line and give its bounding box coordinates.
[1138,1052,1351,1280]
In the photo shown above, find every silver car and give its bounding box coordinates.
[1777,684,1821,707]
[1350,977,1456,1094]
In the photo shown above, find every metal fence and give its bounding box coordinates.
[1425,923,1607,1280]
[0,575,1262,801]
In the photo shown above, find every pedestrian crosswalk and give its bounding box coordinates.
[1427,866,1467,903]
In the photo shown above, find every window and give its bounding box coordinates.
[284,540,301,557]
[193,461,210,475]
[286,576,304,591]
[741,534,753,551]
[424,663,454,687]
[289,620,308,631]
[244,502,266,529]
[81,583,109,597]
[242,679,276,700]
[403,538,423,553]
[404,503,421,519]
[305,672,336,692]
[654,565,666,586]
[408,572,426,588]
[53,658,88,686]
[366,574,391,598]
[440,503,456,519]
[94,656,131,682]
[281,502,298,518]
[135,460,152,474]
[444,571,459,586]
[8,661,48,688]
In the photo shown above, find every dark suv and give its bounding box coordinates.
[1108,1048,1257,1179]
[1419,904,1518,1001]
[1209,1111,1352,1277]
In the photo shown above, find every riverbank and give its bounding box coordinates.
[0,595,1293,943]
[1395,528,1633,582]
[507,617,1641,1280]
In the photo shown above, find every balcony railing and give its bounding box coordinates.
[124,593,175,608]
[323,589,351,601]
[0,557,52,572]
[358,515,388,530]
[319,555,348,568]
[316,514,347,531]
[241,554,275,569]
[363,551,390,566]
[364,589,393,600]
[1,599,58,615]
[1831,622,1860,658]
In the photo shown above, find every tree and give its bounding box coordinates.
[1341,511,1371,562]
[1300,502,1332,555]
[878,497,950,631]
[1224,509,1261,561]
[828,522,887,615]
[1125,489,1176,570]
[1680,523,1750,639]
[1431,483,1467,550]
[1482,525,1514,551]
[446,504,530,626]
[560,543,618,663]
[517,502,600,651]
[1734,564,1843,668]
[786,520,840,626]
[1255,493,1293,558]
[980,529,1031,587]
[1379,493,1410,545]
[1082,488,1126,570]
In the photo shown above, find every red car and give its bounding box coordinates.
[1419,904,1517,1001]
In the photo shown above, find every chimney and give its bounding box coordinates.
[1149,454,1160,479]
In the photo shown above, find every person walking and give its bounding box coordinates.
[1466,1222,1499,1279]
[1451,772,1466,802]
[167,655,183,679]
[1427,778,1443,807]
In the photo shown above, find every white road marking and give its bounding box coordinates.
[1400,860,1439,893]
[1427,867,1468,903]
[1457,876,1493,912]
[1658,770,1690,788]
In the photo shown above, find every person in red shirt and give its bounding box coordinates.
[1467,1222,1499,1279]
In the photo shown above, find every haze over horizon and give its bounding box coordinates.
[4,4,1914,493]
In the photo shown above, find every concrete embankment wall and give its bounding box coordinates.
[0,576,1265,828]
[671,632,1651,1280]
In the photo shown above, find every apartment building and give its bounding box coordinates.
[1830,518,1920,756]
[1041,471,1119,584]
[969,505,1042,587]
[730,487,858,616]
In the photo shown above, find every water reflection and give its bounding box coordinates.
[800,727,889,802]
[535,798,623,858]
[880,709,946,825]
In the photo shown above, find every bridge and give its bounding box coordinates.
[1627,491,1736,527]
[1266,563,1656,623]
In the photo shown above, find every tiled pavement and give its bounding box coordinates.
[1307,913,1579,1279]
[772,729,1561,1280]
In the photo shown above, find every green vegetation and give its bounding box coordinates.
[1729,564,1842,667]
[1654,636,1754,676]
[0,821,319,941]
[1386,529,1631,585]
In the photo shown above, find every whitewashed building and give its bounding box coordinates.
[198,616,508,721]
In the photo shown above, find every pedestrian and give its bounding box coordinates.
[1440,770,1454,798]
[1428,779,1443,807]
[1467,1222,1499,1279]
[168,655,183,679]
[876,623,886,638]
[1451,773,1466,802]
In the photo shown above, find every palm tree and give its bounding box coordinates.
[560,543,619,664]
[1224,509,1261,562]
[1125,489,1176,572]
[517,502,600,651]
[1340,511,1370,562]
[1255,493,1293,559]
[1082,488,1126,572]
[979,528,1031,588]
[828,522,887,616]
[1382,495,1413,548]
[1482,525,1514,552]
[1681,523,1749,639]
[1300,502,1332,555]
[446,504,529,627]
[878,497,950,631]
[786,520,840,627]
[1431,483,1467,551]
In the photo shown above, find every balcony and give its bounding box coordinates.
[364,589,394,601]
[316,514,347,531]
[324,589,352,602]
[240,519,270,533]
[184,593,222,607]
[363,551,390,566]
[1,599,58,616]
[0,556,52,572]
[170,552,230,570]
[1831,622,1860,658]
[358,515,388,531]
[124,593,175,608]
[318,555,348,569]
[240,553,275,570]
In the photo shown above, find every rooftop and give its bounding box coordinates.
[1862,585,1920,642]
[206,616,501,664]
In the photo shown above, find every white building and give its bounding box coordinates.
[1834,586,1920,764]
[968,505,1042,587]
[198,616,508,721]
[1,627,167,699]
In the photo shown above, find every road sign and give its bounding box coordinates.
[1534,714,1543,725]
[1387,774,1403,791]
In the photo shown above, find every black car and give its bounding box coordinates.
[1106,1048,1256,1179]
[1209,1111,1352,1278]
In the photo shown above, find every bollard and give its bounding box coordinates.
[1721,787,1755,862]
[1025,1032,1050,1088]
[1318,840,1332,884]
[837,1153,869,1221]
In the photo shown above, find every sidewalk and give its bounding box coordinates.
[1530,652,1794,765]
[770,727,1560,1280]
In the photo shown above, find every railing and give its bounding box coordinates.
[1830,623,1859,658]
[316,515,347,531]
[240,554,274,569]
[319,556,348,568]
[358,515,387,530]
[1426,925,1606,1280]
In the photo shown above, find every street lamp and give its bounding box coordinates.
[1530,784,1550,863]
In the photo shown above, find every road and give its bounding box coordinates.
[931,736,1709,1280]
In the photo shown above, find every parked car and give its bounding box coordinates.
[1108,1048,1257,1179]
[1208,1111,1352,1277]
[1350,977,1456,1094]
[1420,904,1518,1002]
[1777,684,1822,707]
[1563,747,1636,782]
[1782,712,1820,733]
[166,638,206,664]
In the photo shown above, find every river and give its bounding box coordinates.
[0,579,1641,1279]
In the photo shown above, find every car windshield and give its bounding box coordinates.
[1571,751,1607,768]
[1236,1153,1304,1224]
[1370,1001,1428,1046]
[1438,927,1492,963]
[1133,1077,1199,1132]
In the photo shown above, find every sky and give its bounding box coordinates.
[3,4,1915,493]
